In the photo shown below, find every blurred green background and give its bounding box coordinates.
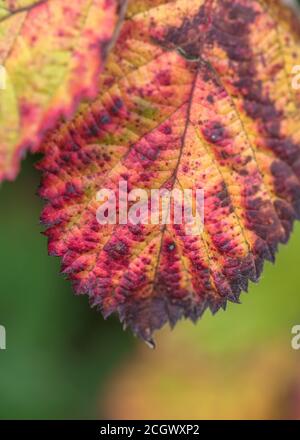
[0,0,300,420]
[0,157,135,419]
[0,153,299,419]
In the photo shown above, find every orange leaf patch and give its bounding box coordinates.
[0,0,127,182]
[39,0,300,344]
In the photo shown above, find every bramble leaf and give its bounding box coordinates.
[39,0,300,343]
[0,0,127,182]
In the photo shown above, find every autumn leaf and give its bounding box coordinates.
[0,0,127,182]
[39,0,300,344]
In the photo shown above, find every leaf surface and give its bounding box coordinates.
[39,0,300,343]
[0,0,126,181]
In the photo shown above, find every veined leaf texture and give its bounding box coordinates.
[31,0,300,343]
[0,0,126,181]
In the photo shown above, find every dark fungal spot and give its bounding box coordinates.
[216,184,230,202]
[206,94,214,103]
[202,121,226,144]
[87,124,99,137]
[98,113,111,125]
[61,153,70,163]
[70,141,80,152]
[65,182,80,196]
[156,69,171,86]
[167,242,176,252]
[162,125,172,135]
[110,97,124,115]
[128,224,143,236]
[153,4,211,61]
[204,3,258,71]
[238,169,248,177]
[115,97,124,109]
[102,153,111,162]
[104,239,129,261]
[220,151,230,160]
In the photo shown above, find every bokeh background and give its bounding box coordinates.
[0,0,300,421]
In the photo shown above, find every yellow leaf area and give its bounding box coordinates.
[40,0,300,343]
[0,0,125,181]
